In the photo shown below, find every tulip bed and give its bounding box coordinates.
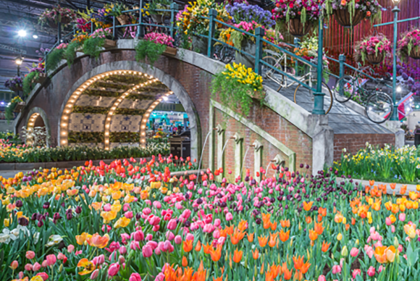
[0,156,419,281]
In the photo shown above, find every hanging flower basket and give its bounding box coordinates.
[39,5,77,28]
[116,14,130,26]
[366,53,385,65]
[288,18,312,37]
[408,48,420,60]
[35,73,47,84]
[163,46,177,57]
[398,30,420,61]
[333,9,365,28]
[14,102,26,113]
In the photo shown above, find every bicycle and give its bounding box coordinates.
[261,49,333,114]
[332,64,395,124]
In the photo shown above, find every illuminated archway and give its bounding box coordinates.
[25,107,50,147]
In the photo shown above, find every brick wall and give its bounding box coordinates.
[333,134,396,161]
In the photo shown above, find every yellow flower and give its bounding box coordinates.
[114,217,131,228]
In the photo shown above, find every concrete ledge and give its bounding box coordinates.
[352,178,417,196]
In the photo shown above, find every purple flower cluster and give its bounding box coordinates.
[226,2,275,28]
[4,76,23,90]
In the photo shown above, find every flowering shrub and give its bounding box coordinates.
[75,18,91,32]
[56,43,68,50]
[325,0,382,23]
[144,32,174,47]
[212,62,263,116]
[90,28,113,39]
[38,5,77,26]
[272,0,324,24]
[354,34,391,64]
[226,2,275,28]
[398,29,420,61]
[4,76,23,91]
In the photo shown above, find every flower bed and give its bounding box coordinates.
[334,143,420,183]
[1,155,419,281]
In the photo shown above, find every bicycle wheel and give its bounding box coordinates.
[293,79,334,114]
[365,91,393,124]
[261,56,284,92]
[333,76,354,103]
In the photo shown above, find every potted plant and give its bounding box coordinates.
[354,34,391,65]
[9,96,24,116]
[325,0,382,28]
[135,32,176,66]
[107,2,131,26]
[272,0,323,37]
[87,7,113,28]
[398,29,420,61]
[211,62,265,117]
[176,0,231,55]
[148,0,172,24]
[226,2,276,28]
[4,76,23,92]
[38,5,77,28]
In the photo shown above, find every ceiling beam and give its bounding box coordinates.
[2,0,53,11]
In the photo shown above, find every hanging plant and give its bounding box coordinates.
[45,43,67,72]
[211,62,265,117]
[38,5,77,28]
[4,76,23,92]
[398,29,420,61]
[5,96,23,121]
[354,34,391,65]
[135,33,174,67]
[324,0,382,28]
[272,0,324,36]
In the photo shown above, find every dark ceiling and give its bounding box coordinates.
[0,0,271,93]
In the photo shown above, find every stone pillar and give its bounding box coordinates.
[253,140,263,181]
[215,124,225,181]
[309,115,334,175]
[233,133,243,178]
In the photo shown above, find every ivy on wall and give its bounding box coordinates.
[114,108,146,115]
[109,132,139,143]
[83,89,123,97]
[72,106,109,114]
[126,93,157,101]
[68,131,104,143]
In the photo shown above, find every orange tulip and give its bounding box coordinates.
[321,241,331,252]
[183,240,193,253]
[314,222,324,235]
[86,233,109,249]
[238,220,248,231]
[282,264,292,280]
[390,183,396,190]
[293,255,304,271]
[401,185,407,195]
[252,249,259,260]
[280,219,290,228]
[271,221,278,231]
[182,256,188,267]
[247,232,254,243]
[318,207,327,217]
[269,263,281,279]
[195,240,202,252]
[369,180,375,186]
[305,216,312,224]
[268,232,278,248]
[258,236,269,247]
[230,228,245,245]
[262,213,272,229]
[77,258,96,275]
[303,201,313,211]
[308,229,318,241]
[233,248,243,263]
[351,217,356,225]
[279,229,290,242]
[209,244,222,262]
[203,243,212,254]
[374,246,396,264]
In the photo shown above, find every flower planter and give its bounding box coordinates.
[103,39,117,48]
[47,19,59,29]
[163,46,177,57]
[60,17,72,25]
[151,14,169,24]
[235,40,256,70]
[11,86,23,92]
[192,35,208,55]
[14,102,26,113]
[116,14,130,26]
[407,46,420,60]
[366,53,384,65]
[333,9,365,28]
[248,90,266,100]
[288,18,312,37]
[35,73,47,84]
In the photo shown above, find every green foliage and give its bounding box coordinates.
[64,41,82,67]
[135,40,166,67]
[109,132,139,143]
[72,106,109,114]
[0,131,21,143]
[5,103,16,122]
[126,93,156,101]
[0,143,170,163]
[82,37,105,59]
[22,71,39,96]
[83,89,123,97]
[114,108,146,115]
[46,48,65,72]
[68,131,104,143]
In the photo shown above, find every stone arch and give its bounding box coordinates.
[57,61,201,160]
[25,107,51,147]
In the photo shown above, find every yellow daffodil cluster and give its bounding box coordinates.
[223,62,263,92]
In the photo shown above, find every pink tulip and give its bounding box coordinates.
[26,251,35,259]
[46,254,56,266]
[186,233,194,241]
[378,265,384,272]
[225,212,233,221]
[332,265,341,274]
[33,262,41,271]
[24,263,33,271]
[124,211,133,219]
[67,245,75,253]
[166,231,175,241]
[119,246,127,255]
[367,266,376,277]
[36,272,49,281]
[350,247,359,257]
[130,241,140,251]
[133,230,145,241]
[90,269,99,279]
[142,245,153,258]
[167,219,177,230]
[10,260,18,270]
[174,235,182,244]
[146,234,153,241]
[129,273,142,281]
[42,260,49,268]
[155,273,165,281]
[153,201,162,209]
[318,275,326,281]
[386,217,392,226]
[399,213,406,222]
[108,263,120,276]
[352,269,361,279]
